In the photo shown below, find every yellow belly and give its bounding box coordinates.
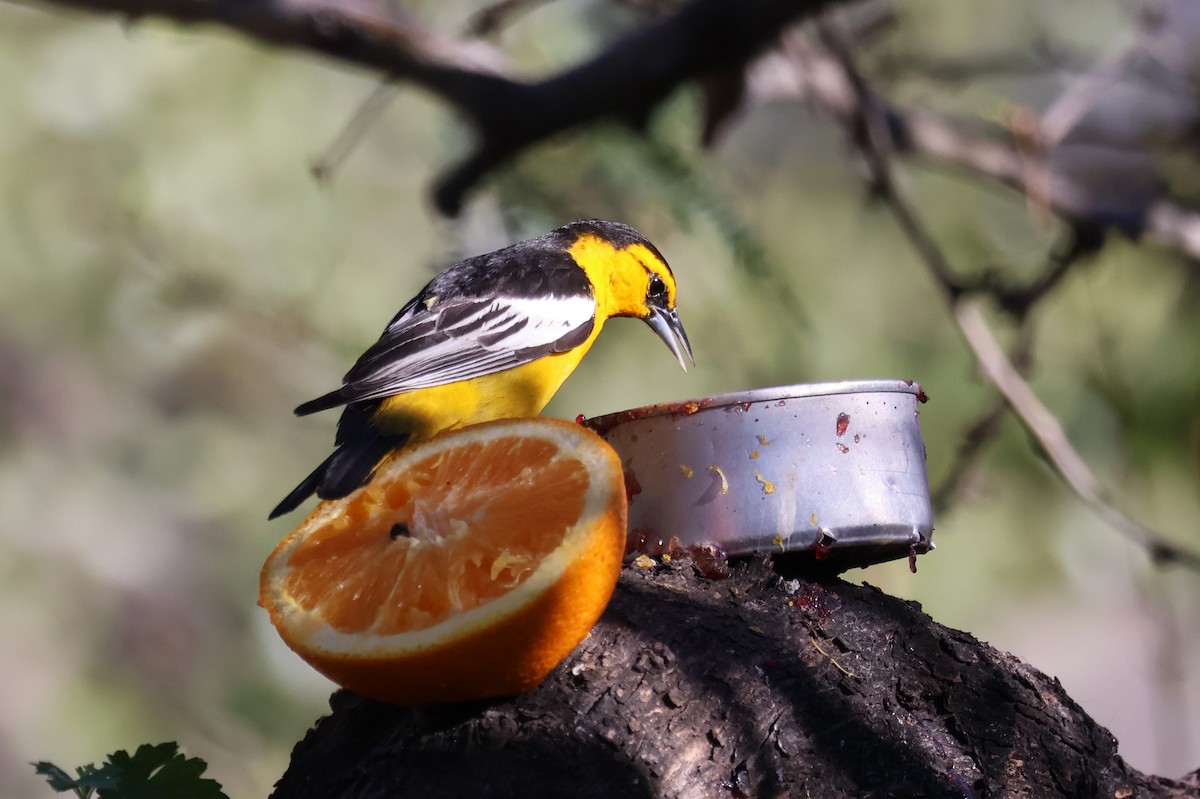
[372,337,596,441]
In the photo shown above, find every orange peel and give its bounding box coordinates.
[260,418,627,704]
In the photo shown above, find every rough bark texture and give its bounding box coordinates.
[273,555,1199,799]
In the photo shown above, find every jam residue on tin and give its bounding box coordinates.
[811,530,836,561]
[582,408,644,436]
[669,398,713,416]
[835,412,850,437]
[903,379,929,403]
[582,397,714,436]
[623,468,642,502]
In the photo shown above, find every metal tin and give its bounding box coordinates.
[584,380,934,569]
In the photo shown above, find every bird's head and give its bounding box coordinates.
[564,220,694,371]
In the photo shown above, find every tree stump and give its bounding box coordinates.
[272,555,1199,798]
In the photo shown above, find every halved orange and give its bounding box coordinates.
[259,418,627,705]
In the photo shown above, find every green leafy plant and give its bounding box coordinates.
[33,742,227,799]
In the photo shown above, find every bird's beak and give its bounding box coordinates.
[645,307,695,371]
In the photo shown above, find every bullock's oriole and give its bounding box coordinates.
[269,219,692,519]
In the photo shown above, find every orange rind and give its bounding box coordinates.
[260,418,627,704]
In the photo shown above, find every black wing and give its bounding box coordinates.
[297,239,596,415]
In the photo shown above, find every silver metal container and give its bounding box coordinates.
[584,380,934,569]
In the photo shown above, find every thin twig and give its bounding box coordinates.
[931,322,1035,511]
[930,398,1007,514]
[954,302,1200,569]
[756,26,1200,264]
[467,0,552,36]
[311,79,399,185]
[314,0,551,184]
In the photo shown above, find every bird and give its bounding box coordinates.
[269,219,693,519]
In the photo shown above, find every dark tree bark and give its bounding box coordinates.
[23,0,837,214]
[271,555,1199,799]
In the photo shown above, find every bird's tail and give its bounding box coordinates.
[294,389,348,417]
[268,427,408,520]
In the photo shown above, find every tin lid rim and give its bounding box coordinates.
[587,379,926,426]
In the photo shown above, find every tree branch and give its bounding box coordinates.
[952,301,1200,569]
[32,0,1200,244]
[813,17,1200,571]
[28,0,843,214]
[272,557,1199,798]
[34,0,513,82]
[748,25,1200,263]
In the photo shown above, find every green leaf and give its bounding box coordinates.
[34,743,227,799]
[33,762,94,798]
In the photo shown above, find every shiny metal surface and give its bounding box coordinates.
[585,380,934,568]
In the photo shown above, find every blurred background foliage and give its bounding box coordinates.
[1,1,1198,796]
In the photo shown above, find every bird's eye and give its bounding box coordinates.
[647,274,668,302]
